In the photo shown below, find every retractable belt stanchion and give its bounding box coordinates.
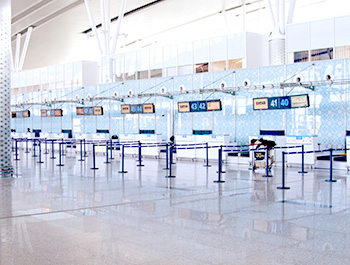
[104,140,110,164]
[109,140,114,160]
[44,138,49,154]
[78,139,84,162]
[166,144,175,178]
[50,140,56,159]
[32,139,37,157]
[298,144,308,174]
[37,141,44,164]
[11,138,14,152]
[14,139,20,161]
[325,148,337,182]
[277,151,290,190]
[262,148,273,178]
[214,146,225,183]
[203,142,211,167]
[216,146,225,173]
[118,145,127,173]
[61,139,65,156]
[83,139,87,157]
[56,143,64,166]
[163,143,169,170]
[137,141,144,167]
[90,143,99,170]
[25,138,30,153]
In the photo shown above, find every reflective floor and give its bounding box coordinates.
[1,149,350,264]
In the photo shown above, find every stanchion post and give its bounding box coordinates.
[32,139,37,157]
[78,139,84,162]
[263,147,273,178]
[118,145,127,173]
[56,143,64,166]
[25,138,30,153]
[83,139,87,157]
[14,139,20,161]
[109,140,114,160]
[137,141,144,167]
[214,147,225,183]
[203,142,212,167]
[50,140,56,159]
[298,144,308,174]
[163,143,169,170]
[90,144,99,170]
[325,148,337,182]
[166,144,175,178]
[61,139,65,156]
[104,140,110,164]
[37,141,44,164]
[277,151,290,190]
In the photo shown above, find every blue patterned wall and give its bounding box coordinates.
[11,59,350,148]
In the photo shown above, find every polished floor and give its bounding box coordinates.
[1,148,350,265]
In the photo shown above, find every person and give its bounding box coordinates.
[27,128,31,133]
[250,138,276,170]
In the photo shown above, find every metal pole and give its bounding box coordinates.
[203,142,211,167]
[14,139,20,161]
[325,148,337,182]
[118,145,127,173]
[78,139,84,162]
[214,147,225,183]
[61,139,65,156]
[25,138,29,153]
[50,140,56,159]
[90,144,99,170]
[163,143,169,170]
[104,140,110,164]
[298,144,308,174]
[137,141,144,167]
[83,138,87,157]
[37,141,44,164]
[277,151,290,189]
[166,144,175,178]
[32,139,37,157]
[44,138,48,154]
[56,143,64,166]
[109,139,114,160]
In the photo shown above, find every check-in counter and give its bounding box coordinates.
[119,134,137,156]
[195,135,230,161]
[286,135,318,166]
[19,132,35,150]
[175,134,196,160]
[136,134,162,158]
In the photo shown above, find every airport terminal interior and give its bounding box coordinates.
[2,0,350,264]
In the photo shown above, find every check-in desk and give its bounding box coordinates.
[346,136,350,168]
[119,134,137,156]
[195,135,230,161]
[40,132,69,151]
[75,133,93,153]
[92,133,110,154]
[136,134,162,158]
[20,132,35,150]
[249,133,286,165]
[175,134,196,160]
[286,135,318,167]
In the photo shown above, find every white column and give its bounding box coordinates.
[0,0,13,176]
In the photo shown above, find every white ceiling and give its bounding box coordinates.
[11,0,350,70]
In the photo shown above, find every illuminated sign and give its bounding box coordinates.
[253,95,309,110]
[76,107,103,115]
[121,104,155,114]
[178,100,222,113]
[41,109,63,117]
[12,110,30,118]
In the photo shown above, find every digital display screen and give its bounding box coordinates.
[121,104,155,114]
[290,94,309,108]
[121,105,130,114]
[178,100,222,113]
[22,110,30,117]
[11,112,17,118]
[253,95,310,110]
[178,102,190,113]
[143,104,155,113]
[41,109,63,117]
[76,107,103,116]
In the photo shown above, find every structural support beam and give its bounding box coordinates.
[279,0,285,34]
[287,0,296,24]
[15,33,21,71]
[19,26,33,71]
[0,0,13,176]
[265,0,276,26]
[84,0,103,56]
[111,0,127,55]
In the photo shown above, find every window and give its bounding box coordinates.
[195,63,208,73]
[166,67,176,77]
[294,51,309,63]
[210,61,226,72]
[335,46,350,59]
[150,69,162,78]
[137,70,148,80]
[178,65,193,75]
[228,59,242,70]
[311,48,333,61]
